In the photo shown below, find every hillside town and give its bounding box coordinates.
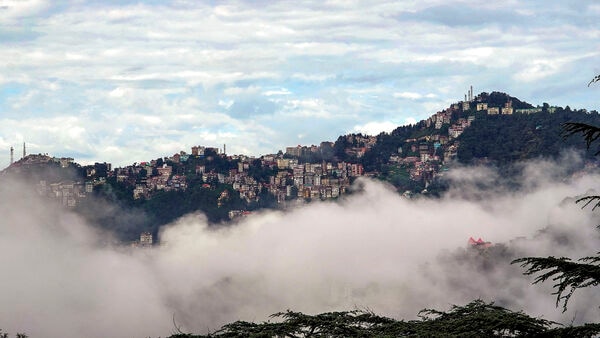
[5,91,561,209]
[3,90,577,246]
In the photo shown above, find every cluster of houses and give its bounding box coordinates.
[4,154,91,208]
[5,94,478,210]
[37,179,92,207]
[269,160,364,202]
[10,91,563,214]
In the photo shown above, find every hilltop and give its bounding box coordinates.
[3,91,600,243]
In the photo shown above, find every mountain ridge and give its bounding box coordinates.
[3,91,599,242]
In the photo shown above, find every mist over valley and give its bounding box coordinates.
[1,153,600,337]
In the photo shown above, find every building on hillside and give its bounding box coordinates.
[350,163,363,176]
[140,232,153,246]
[501,100,513,115]
[448,126,464,139]
[157,164,172,177]
[468,237,492,249]
[133,184,148,199]
[476,102,488,111]
[515,108,542,114]
[191,146,205,156]
[487,107,500,115]
[276,158,290,169]
[58,157,74,168]
[285,146,302,157]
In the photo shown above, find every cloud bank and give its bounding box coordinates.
[1,157,600,337]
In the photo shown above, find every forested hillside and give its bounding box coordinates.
[4,92,600,243]
[457,108,600,163]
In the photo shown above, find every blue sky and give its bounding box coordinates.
[0,0,599,168]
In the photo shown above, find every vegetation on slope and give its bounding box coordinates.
[457,109,600,164]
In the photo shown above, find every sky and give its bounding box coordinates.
[1,155,600,337]
[0,0,599,168]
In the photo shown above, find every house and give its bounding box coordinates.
[487,107,500,115]
[468,237,492,249]
[140,232,153,246]
[476,103,488,111]
[501,100,513,115]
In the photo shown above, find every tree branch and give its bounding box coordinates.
[512,255,600,312]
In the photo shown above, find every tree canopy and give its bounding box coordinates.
[168,300,600,337]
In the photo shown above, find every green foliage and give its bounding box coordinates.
[414,300,555,337]
[5,159,82,183]
[359,124,419,172]
[247,160,277,182]
[167,300,582,337]
[542,322,600,337]
[512,119,600,313]
[0,331,27,338]
[457,111,600,164]
[247,186,278,210]
[142,183,245,226]
[333,135,352,162]
[378,164,424,192]
[562,122,600,155]
[512,255,600,312]
[478,91,534,109]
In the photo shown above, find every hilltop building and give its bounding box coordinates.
[140,232,153,246]
[468,237,492,249]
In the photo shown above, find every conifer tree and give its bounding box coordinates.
[512,79,600,312]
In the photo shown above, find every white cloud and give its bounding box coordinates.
[0,0,48,21]
[394,92,422,100]
[0,0,597,167]
[394,91,437,100]
[291,73,335,82]
[283,98,335,118]
[263,88,291,96]
[404,117,417,125]
[223,85,262,96]
[352,121,398,135]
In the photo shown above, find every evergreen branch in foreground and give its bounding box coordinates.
[588,74,600,86]
[512,254,600,312]
[561,122,600,155]
[575,195,600,211]
[168,300,559,337]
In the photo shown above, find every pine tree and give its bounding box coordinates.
[512,120,600,312]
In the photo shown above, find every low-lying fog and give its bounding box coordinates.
[1,155,599,337]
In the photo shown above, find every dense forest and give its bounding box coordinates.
[457,109,600,164]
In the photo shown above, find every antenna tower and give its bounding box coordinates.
[10,147,13,165]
